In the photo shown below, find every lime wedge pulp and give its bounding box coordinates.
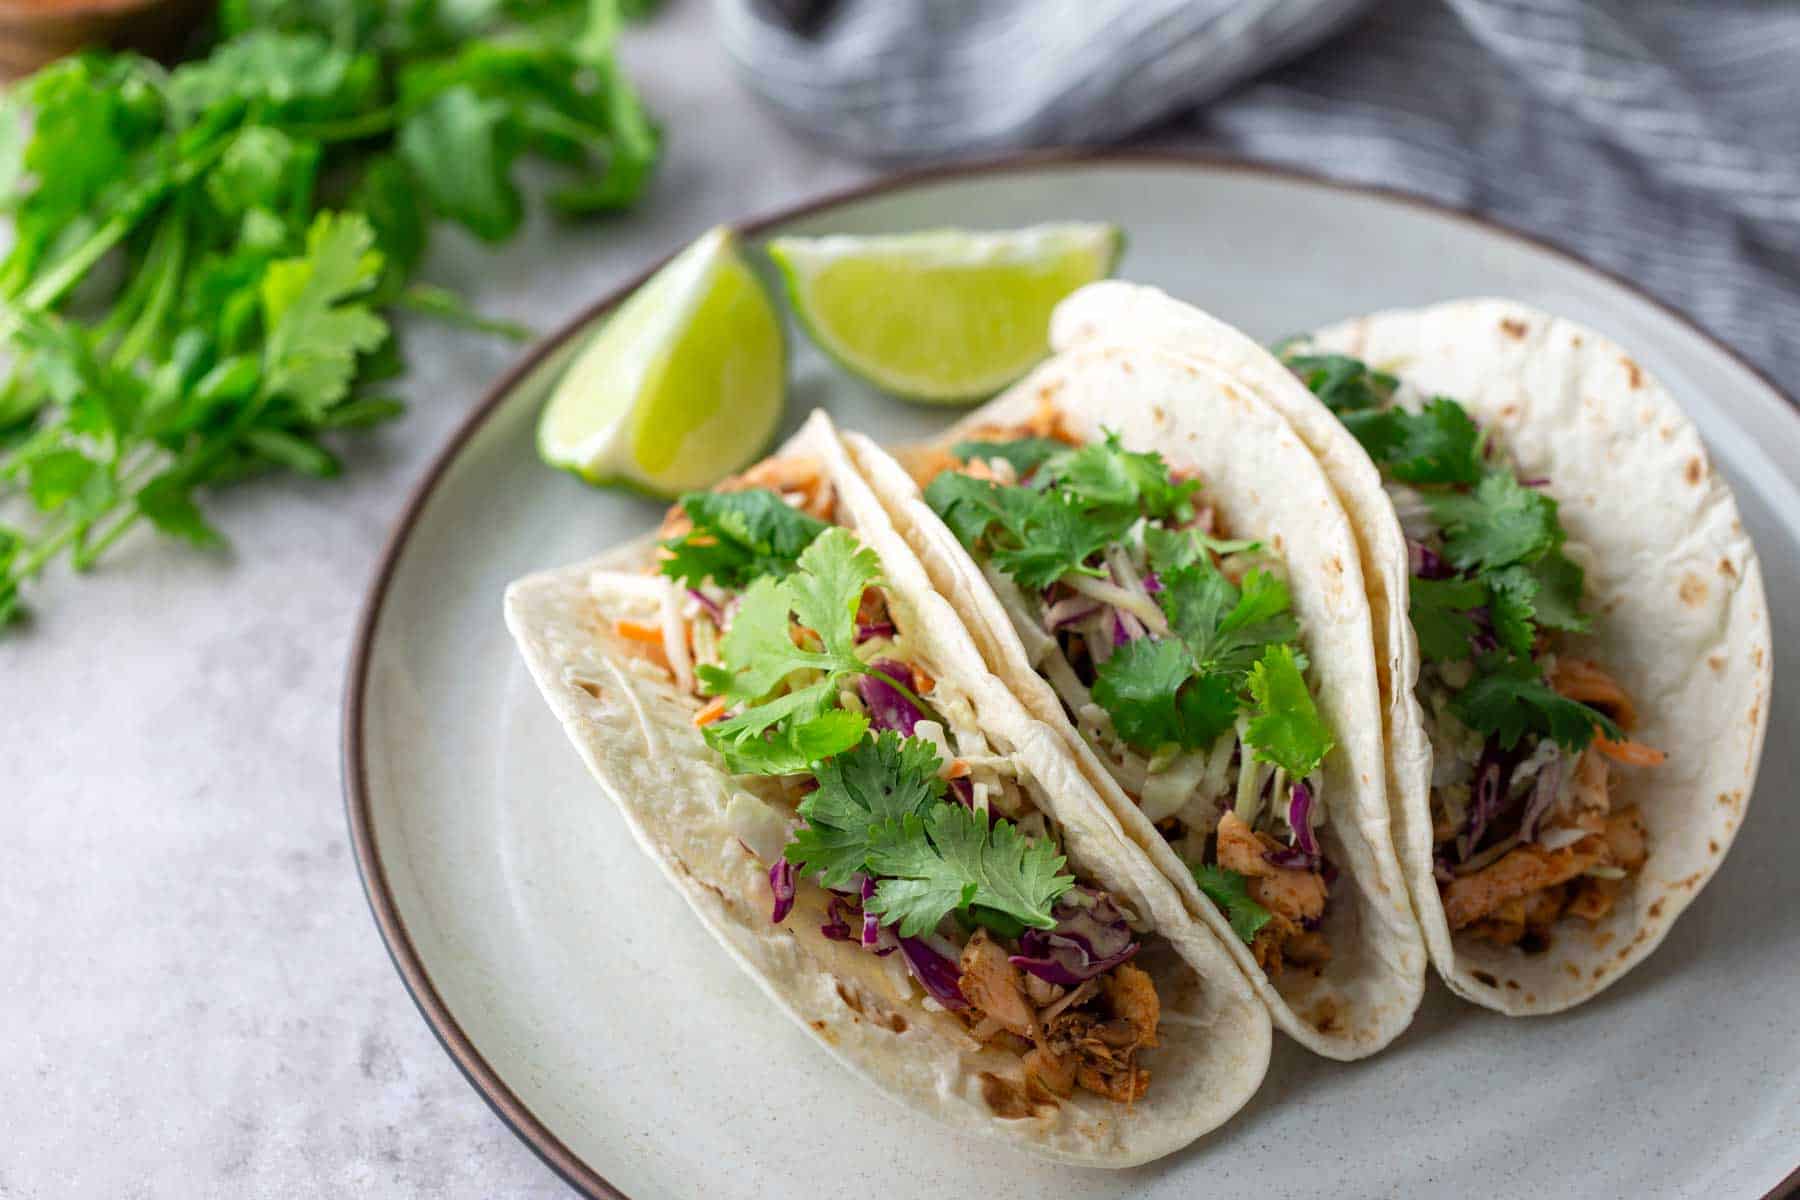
[538,226,785,498]
[767,223,1122,405]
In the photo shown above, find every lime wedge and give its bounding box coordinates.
[538,226,785,497]
[767,223,1121,404]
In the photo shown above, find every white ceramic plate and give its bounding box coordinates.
[344,155,1800,1200]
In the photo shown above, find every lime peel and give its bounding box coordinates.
[768,223,1121,405]
[538,226,785,497]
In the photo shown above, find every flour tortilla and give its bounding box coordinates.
[848,347,1427,1059]
[1295,299,1772,1014]
[505,410,1272,1166]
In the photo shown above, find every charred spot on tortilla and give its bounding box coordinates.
[1708,655,1725,672]
[573,678,603,699]
[1499,318,1528,339]
[1708,839,1720,855]
[1621,357,1644,388]
[1685,457,1703,485]
[1472,970,1500,988]
[834,982,864,1015]
[1679,573,1708,607]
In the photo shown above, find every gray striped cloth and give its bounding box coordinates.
[716,0,1800,388]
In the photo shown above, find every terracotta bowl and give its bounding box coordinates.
[0,0,206,80]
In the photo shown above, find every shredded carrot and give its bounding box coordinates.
[911,666,935,695]
[614,618,664,645]
[1550,656,1638,729]
[692,696,729,727]
[944,759,971,780]
[1595,736,1667,767]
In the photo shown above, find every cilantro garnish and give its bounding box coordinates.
[1408,576,1486,662]
[1038,432,1201,522]
[1092,638,1239,750]
[1427,471,1562,573]
[1244,643,1335,778]
[1286,348,1618,755]
[923,471,1127,589]
[1091,558,1316,758]
[950,437,1067,476]
[659,489,829,590]
[697,527,883,774]
[865,803,1073,936]
[1191,863,1272,944]
[784,732,947,889]
[1279,353,1397,415]
[1452,656,1622,751]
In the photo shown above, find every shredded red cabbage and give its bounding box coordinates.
[1287,780,1318,856]
[1143,571,1163,593]
[688,587,725,623]
[898,935,968,1008]
[1008,887,1139,986]
[858,658,923,735]
[1407,538,1454,581]
[1519,749,1563,843]
[769,859,795,924]
[1459,738,1522,860]
[820,897,854,941]
[855,620,896,644]
[1263,845,1321,871]
[859,876,882,948]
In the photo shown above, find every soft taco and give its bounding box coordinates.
[1053,284,1771,1013]
[848,344,1427,1059]
[505,409,1272,1166]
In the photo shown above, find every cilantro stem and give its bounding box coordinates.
[286,107,398,143]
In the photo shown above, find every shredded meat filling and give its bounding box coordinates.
[957,930,1161,1107]
[1215,810,1331,975]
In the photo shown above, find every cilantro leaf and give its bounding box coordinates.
[1091,637,1238,751]
[950,437,1067,476]
[1409,576,1486,662]
[787,526,881,658]
[697,528,882,773]
[1244,643,1335,777]
[1484,565,1540,657]
[865,804,1073,936]
[1522,549,1591,635]
[1143,524,1258,572]
[1426,471,1563,573]
[923,472,1126,590]
[1040,431,1200,522]
[1281,352,1397,415]
[1191,864,1272,944]
[1381,398,1484,485]
[784,732,947,888]
[259,211,390,420]
[1163,563,1300,681]
[659,488,830,590]
[1451,656,1622,751]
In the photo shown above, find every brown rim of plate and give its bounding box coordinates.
[339,147,1800,1200]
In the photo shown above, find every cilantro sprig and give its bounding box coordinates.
[659,489,829,590]
[0,1,661,629]
[1283,347,1614,752]
[782,732,1075,937]
[698,527,881,773]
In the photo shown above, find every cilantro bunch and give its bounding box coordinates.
[927,433,1335,780]
[0,0,660,628]
[1282,352,1619,752]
